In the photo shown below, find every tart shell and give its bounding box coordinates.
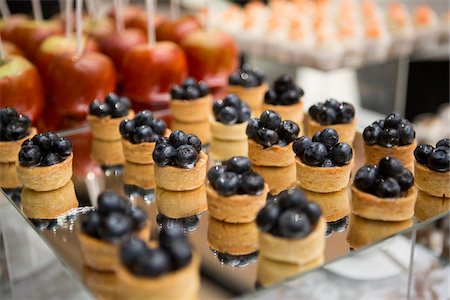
[121,129,171,164]
[414,161,450,198]
[307,117,356,145]
[304,188,350,222]
[155,184,207,219]
[210,138,248,162]
[209,117,248,141]
[169,95,212,123]
[364,139,416,171]
[83,267,123,300]
[248,139,295,167]
[414,190,450,222]
[0,162,21,188]
[0,127,37,163]
[87,110,135,141]
[227,83,268,114]
[91,138,124,166]
[252,163,297,195]
[261,101,304,127]
[123,161,155,190]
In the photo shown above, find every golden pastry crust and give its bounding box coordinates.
[252,163,297,195]
[307,117,356,145]
[261,101,304,126]
[257,254,324,288]
[20,180,78,219]
[414,161,450,198]
[210,138,248,162]
[350,185,417,221]
[209,117,248,141]
[122,129,171,164]
[207,217,259,255]
[303,188,350,222]
[414,190,450,222]
[91,139,124,166]
[206,183,268,223]
[0,162,21,188]
[116,254,200,300]
[123,161,155,190]
[83,267,123,300]
[0,127,37,163]
[346,214,413,249]
[155,184,207,218]
[248,139,295,167]
[16,153,73,191]
[170,119,211,144]
[364,139,416,171]
[169,95,212,123]
[259,218,326,265]
[227,83,268,113]
[87,110,135,141]
[295,157,353,193]
[77,224,150,272]
[154,151,208,191]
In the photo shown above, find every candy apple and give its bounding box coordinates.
[108,5,164,33]
[0,55,44,122]
[3,41,24,57]
[83,17,115,42]
[0,14,30,41]
[156,16,201,44]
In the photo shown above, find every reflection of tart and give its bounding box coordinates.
[252,163,296,195]
[91,139,124,166]
[304,188,350,222]
[123,161,155,190]
[83,267,122,300]
[155,184,207,218]
[414,190,450,222]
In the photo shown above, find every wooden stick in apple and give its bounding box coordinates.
[85,0,96,19]
[65,0,73,38]
[0,0,10,18]
[170,0,180,21]
[146,0,156,46]
[113,0,124,33]
[31,0,43,21]
[76,0,84,57]
[204,0,210,31]
[0,36,5,61]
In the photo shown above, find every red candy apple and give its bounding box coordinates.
[156,16,201,44]
[0,14,30,41]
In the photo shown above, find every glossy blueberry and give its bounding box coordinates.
[18,145,41,166]
[363,124,382,145]
[97,191,126,215]
[321,159,334,167]
[246,118,260,139]
[329,143,352,166]
[128,206,147,230]
[5,122,28,140]
[428,147,450,172]
[98,212,132,242]
[398,123,415,146]
[110,101,129,118]
[105,93,121,105]
[153,143,176,166]
[120,96,131,109]
[89,99,110,117]
[150,118,166,136]
[217,106,238,124]
[372,119,385,129]
[312,131,321,142]
[228,72,241,85]
[380,128,399,147]
[396,169,414,191]
[259,110,281,130]
[198,81,209,96]
[175,145,198,168]
[120,237,148,267]
[318,128,339,149]
[277,210,312,238]
[240,71,260,88]
[277,188,307,210]
[337,102,355,124]
[207,165,227,186]
[273,75,293,93]
[302,142,328,166]
[375,177,401,198]
[384,112,402,128]
[132,126,155,143]
[379,156,404,177]
[15,114,31,128]
[317,106,337,125]
[81,211,101,238]
[164,239,192,269]
[159,224,184,245]
[213,99,225,117]
[253,68,265,84]
[414,144,434,165]
[40,152,62,166]
[132,248,171,277]
[308,103,323,120]
[256,203,281,232]
[238,103,251,123]
[187,134,202,153]
[226,156,252,175]
[293,136,312,157]
[134,110,153,127]
[169,130,188,149]
[354,165,379,193]
[324,98,340,110]
[256,128,279,148]
[436,138,450,149]
[120,119,136,139]
[264,89,277,105]
[304,202,321,225]
[182,77,197,88]
[280,88,300,105]
[184,86,200,100]
[170,85,184,99]
[223,94,241,109]
[215,172,240,196]
[0,107,18,126]
[32,133,53,152]
[52,137,72,158]
[239,172,264,195]
[277,121,300,144]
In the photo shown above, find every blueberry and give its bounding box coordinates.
[384,112,402,128]
[226,156,252,174]
[5,122,28,140]
[128,206,147,230]
[277,121,300,144]
[414,144,433,165]
[89,99,110,117]
[273,75,293,94]
[354,165,379,193]
[40,152,63,166]
[363,124,382,145]
[302,142,328,166]
[379,157,404,177]
[110,101,129,118]
[132,126,156,144]
[277,210,312,238]
[253,68,265,84]
[98,212,132,242]
[175,145,198,168]
[152,143,176,166]
[318,128,339,149]
[375,177,401,198]
[15,114,31,128]
[182,77,197,88]
[337,102,355,124]
[293,136,312,157]
[278,139,288,147]
[170,84,184,99]
[259,110,281,130]
[184,86,200,100]
[134,110,153,127]
[246,118,260,139]
[217,106,238,124]
[277,188,307,210]
[373,119,385,129]
[132,248,171,277]
[398,123,415,146]
[280,89,300,105]
[396,169,414,191]
[120,96,131,109]
[105,92,121,106]
[32,133,53,152]
[256,128,279,148]
[52,137,72,158]
[223,94,242,109]
[120,237,148,267]
[228,72,241,85]
[240,71,260,88]
[81,211,101,238]
[169,130,188,149]
[321,159,334,167]
[187,134,202,153]
[308,103,323,121]
[239,172,264,195]
[120,119,135,139]
[164,239,192,269]
[256,203,281,232]
[97,191,127,215]
[207,165,227,187]
[215,172,240,196]
[0,107,18,126]
[21,139,33,148]
[198,81,209,96]
[303,202,321,225]
[46,132,59,143]
[150,118,166,136]
[380,128,399,147]
[159,223,184,247]
[237,103,251,123]
[312,131,321,142]
[18,145,41,166]
[428,147,450,172]
[264,89,277,105]
[317,106,337,125]
[213,99,225,117]
[329,143,352,166]
[324,98,340,110]
[436,138,450,149]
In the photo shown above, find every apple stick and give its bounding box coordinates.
[66,0,73,38]
[204,0,210,31]
[0,36,5,61]
[31,0,43,21]
[85,0,95,18]
[145,0,156,47]
[113,0,124,33]
[0,0,10,18]
[170,0,180,21]
[76,0,84,56]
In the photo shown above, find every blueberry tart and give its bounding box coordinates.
[120,110,170,164]
[413,139,450,197]
[206,156,269,223]
[210,94,251,161]
[153,131,208,191]
[363,112,416,170]
[87,93,135,141]
[415,189,450,221]
[252,163,297,195]
[77,191,150,271]
[303,188,350,222]
[16,132,73,191]
[261,75,304,126]
[307,99,356,145]
[293,129,353,193]
[227,64,267,113]
[155,184,207,219]
[257,188,326,264]
[117,226,200,300]
[246,110,299,167]
[123,161,156,190]
[351,157,417,221]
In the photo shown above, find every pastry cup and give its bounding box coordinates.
[414,190,450,222]
[78,224,151,272]
[122,129,171,164]
[259,217,326,265]
[116,253,200,300]
[248,139,295,167]
[0,162,21,188]
[170,119,211,144]
[296,157,353,193]
[0,127,37,163]
[210,138,248,162]
[303,188,350,222]
[350,185,417,221]
[91,139,124,166]
[169,95,212,123]
[207,217,259,256]
[209,117,248,141]
[16,153,73,192]
[154,151,208,191]
[83,267,122,300]
[260,101,304,127]
[87,110,135,141]
[346,214,413,249]
[226,83,268,114]
[307,117,356,145]
[257,254,324,288]
[206,183,269,223]
[123,161,155,190]
[20,180,78,219]
[252,163,296,195]
[364,139,416,171]
[414,161,450,198]
[155,184,207,219]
